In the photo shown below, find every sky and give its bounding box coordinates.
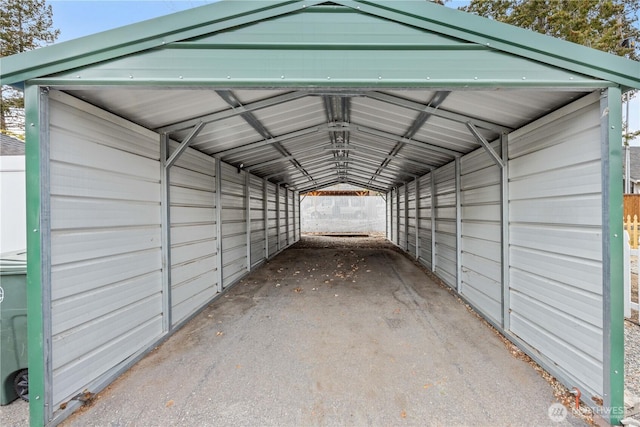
[45,0,639,141]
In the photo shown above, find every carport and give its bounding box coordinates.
[1,1,639,425]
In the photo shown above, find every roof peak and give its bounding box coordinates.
[1,0,638,89]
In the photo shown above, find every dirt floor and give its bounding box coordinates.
[55,235,583,427]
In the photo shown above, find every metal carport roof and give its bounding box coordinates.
[1,0,638,194]
[1,1,639,425]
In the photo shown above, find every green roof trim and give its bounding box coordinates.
[0,0,638,89]
[0,1,325,87]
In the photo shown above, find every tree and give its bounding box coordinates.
[0,0,59,137]
[460,0,640,145]
[460,0,639,60]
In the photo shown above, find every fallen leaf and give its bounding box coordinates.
[294,287,302,293]
[400,410,407,418]
[216,331,224,336]
[166,400,174,408]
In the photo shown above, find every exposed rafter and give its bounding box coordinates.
[367,91,450,186]
[215,89,315,187]
[366,91,513,133]
[156,91,308,133]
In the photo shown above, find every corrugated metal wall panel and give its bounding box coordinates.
[294,191,300,243]
[407,180,417,257]
[390,189,397,243]
[434,163,457,287]
[267,182,278,256]
[169,147,217,326]
[250,175,266,267]
[399,185,407,249]
[220,162,248,287]
[508,97,603,398]
[279,186,287,248]
[287,189,295,245]
[459,143,502,324]
[417,173,433,269]
[49,92,163,407]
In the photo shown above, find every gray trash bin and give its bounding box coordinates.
[0,250,28,405]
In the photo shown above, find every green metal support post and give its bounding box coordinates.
[602,86,624,425]
[25,84,50,426]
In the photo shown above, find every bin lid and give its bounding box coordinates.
[0,250,27,275]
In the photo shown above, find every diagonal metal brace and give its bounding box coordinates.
[466,122,505,168]
[165,121,206,169]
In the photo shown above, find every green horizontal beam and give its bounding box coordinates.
[169,43,487,51]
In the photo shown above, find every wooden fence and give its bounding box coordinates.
[625,194,640,221]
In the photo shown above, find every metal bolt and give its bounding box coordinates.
[30,123,35,127]
[129,75,133,79]
[227,76,231,79]
[281,75,285,79]
[33,229,37,232]
[522,77,526,80]
[76,75,81,79]
[327,77,331,80]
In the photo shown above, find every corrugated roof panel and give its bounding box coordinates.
[399,144,452,165]
[280,133,327,152]
[232,89,292,105]
[442,90,586,129]
[349,133,396,153]
[252,97,325,137]
[223,145,284,168]
[186,116,262,154]
[350,97,414,137]
[71,88,231,130]
[381,90,440,105]
[413,117,486,153]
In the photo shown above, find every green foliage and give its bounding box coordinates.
[461,0,640,144]
[461,0,640,60]
[0,0,59,132]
